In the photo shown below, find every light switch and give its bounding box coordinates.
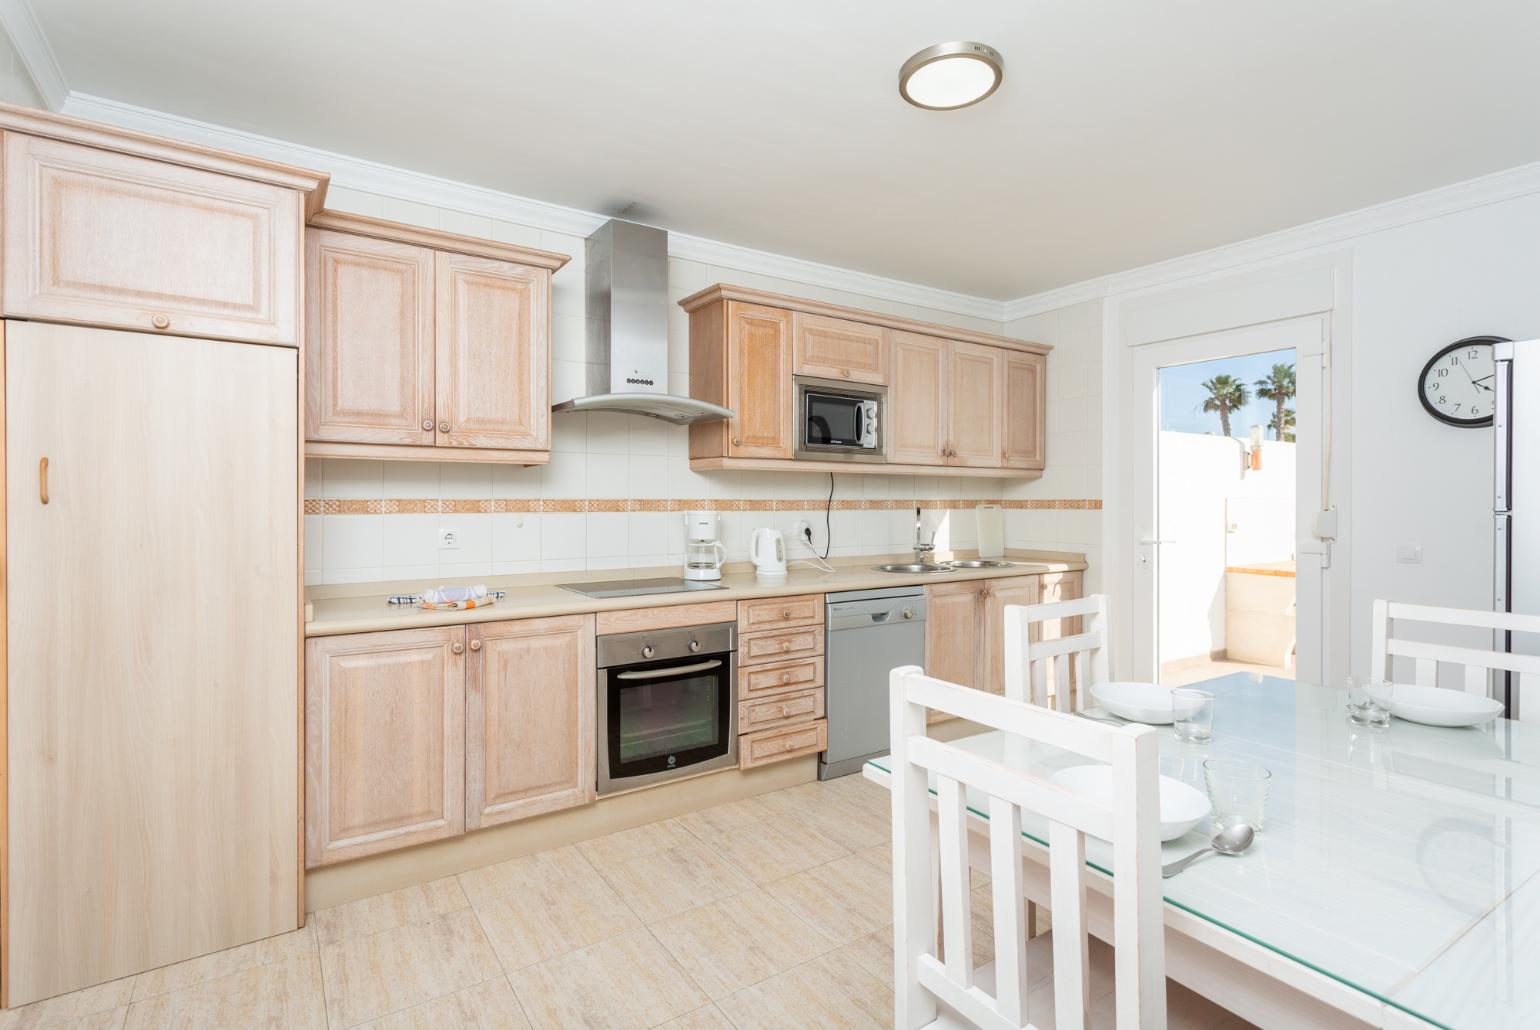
[1395,543,1422,565]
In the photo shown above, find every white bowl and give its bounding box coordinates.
[1090,682,1175,724]
[1389,684,1505,728]
[1049,765,1211,842]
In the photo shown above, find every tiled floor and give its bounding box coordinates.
[0,774,1246,1029]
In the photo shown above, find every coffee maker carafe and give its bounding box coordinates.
[683,511,727,581]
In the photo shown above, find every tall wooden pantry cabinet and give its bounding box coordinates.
[0,103,326,1007]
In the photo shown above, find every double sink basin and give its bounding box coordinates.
[872,559,1016,574]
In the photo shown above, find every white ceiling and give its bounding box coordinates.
[30,0,1540,300]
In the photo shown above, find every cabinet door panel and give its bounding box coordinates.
[948,341,1004,467]
[792,311,888,384]
[725,302,793,458]
[924,582,982,688]
[6,322,299,1004]
[306,230,435,444]
[1003,351,1046,470]
[435,252,549,450]
[982,575,1042,697]
[305,628,465,867]
[466,615,595,829]
[2,133,299,345]
[889,331,948,465]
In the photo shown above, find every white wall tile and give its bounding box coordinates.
[627,512,670,557]
[491,512,541,563]
[325,515,382,568]
[586,453,630,498]
[440,462,493,498]
[541,514,586,560]
[324,459,383,499]
[382,461,440,499]
[585,512,629,557]
[381,513,439,569]
[439,513,491,566]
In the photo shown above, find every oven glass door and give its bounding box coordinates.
[805,392,867,447]
[607,656,731,781]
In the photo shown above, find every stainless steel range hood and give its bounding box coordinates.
[551,219,733,425]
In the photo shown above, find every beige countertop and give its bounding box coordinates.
[304,550,1088,637]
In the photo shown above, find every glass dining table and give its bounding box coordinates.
[864,673,1540,1029]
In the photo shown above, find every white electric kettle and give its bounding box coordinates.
[750,528,788,576]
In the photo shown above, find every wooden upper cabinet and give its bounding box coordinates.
[306,230,435,445]
[466,615,595,829]
[304,628,466,867]
[2,132,302,345]
[792,311,888,385]
[435,253,549,451]
[301,211,568,463]
[726,301,794,458]
[682,284,1050,477]
[889,331,949,465]
[947,341,1004,467]
[1003,351,1047,470]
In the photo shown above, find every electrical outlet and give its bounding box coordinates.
[438,528,459,549]
[794,519,813,545]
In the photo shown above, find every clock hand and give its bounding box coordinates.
[1472,374,1495,384]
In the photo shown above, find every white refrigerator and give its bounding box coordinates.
[1494,339,1540,717]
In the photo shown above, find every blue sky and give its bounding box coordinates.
[1160,348,1296,437]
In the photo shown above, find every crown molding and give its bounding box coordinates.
[60,91,1010,324]
[1003,158,1540,322]
[0,0,66,110]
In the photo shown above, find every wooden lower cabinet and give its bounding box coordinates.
[923,571,1086,709]
[305,627,466,867]
[466,614,595,829]
[740,720,828,769]
[735,597,829,768]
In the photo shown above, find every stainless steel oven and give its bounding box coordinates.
[795,376,885,462]
[596,622,737,794]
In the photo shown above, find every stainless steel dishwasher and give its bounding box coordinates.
[820,586,927,779]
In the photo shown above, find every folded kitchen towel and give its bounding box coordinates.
[387,585,505,610]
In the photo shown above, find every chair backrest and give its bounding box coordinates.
[1002,594,1111,711]
[1369,600,1540,716]
[890,665,1165,1030]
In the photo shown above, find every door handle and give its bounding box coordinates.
[615,659,723,681]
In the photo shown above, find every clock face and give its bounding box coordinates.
[1419,337,1504,427]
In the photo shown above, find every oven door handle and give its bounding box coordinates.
[614,659,724,681]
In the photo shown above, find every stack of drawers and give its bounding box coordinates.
[735,593,828,768]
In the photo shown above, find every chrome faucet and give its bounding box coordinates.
[912,506,936,565]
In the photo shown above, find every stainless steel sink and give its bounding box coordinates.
[872,562,953,574]
[942,559,1017,569]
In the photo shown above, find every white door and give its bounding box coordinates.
[1130,316,1330,684]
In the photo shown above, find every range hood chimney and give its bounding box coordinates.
[550,219,733,424]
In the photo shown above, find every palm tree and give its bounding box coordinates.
[1200,374,1250,437]
[1269,406,1296,442]
[1254,363,1297,441]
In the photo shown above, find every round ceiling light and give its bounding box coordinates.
[898,41,1004,111]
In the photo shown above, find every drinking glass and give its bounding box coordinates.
[1346,676,1394,728]
[1204,759,1272,832]
[1172,688,1214,743]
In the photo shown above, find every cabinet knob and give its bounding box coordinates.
[780,641,791,651]
[422,419,434,431]
[470,638,482,652]
[780,672,792,683]
[452,641,464,654]
[642,644,655,659]
[839,368,851,378]
[438,421,450,433]
[732,437,742,447]
[689,638,701,653]
[150,313,170,330]
[781,609,791,619]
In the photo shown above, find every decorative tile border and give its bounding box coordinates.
[304,497,1102,516]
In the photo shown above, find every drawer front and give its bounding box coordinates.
[738,593,824,633]
[740,719,828,769]
[3,133,301,345]
[739,625,824,666]
[739,655,824,699]
[738,687,825,734]
[595,600,739,636]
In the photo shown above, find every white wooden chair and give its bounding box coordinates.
[889,664,1166,1029]
[1002,594,1111,711]
[1370,599,1540,719]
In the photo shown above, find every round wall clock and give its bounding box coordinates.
[1418,335,1506,427]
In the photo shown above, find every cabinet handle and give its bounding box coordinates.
[469,638,482,651]
[39,457,49,504]
[439,421,450,433]
[782,609,791,619]
[839,368,851,378]
[452,641,464,654]
[780,672,792,683]
[422,419,434,431]
[150,313,170,330]
[780,641,791,651]
[732,436,742,447]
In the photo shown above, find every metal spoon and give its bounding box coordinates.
[1162,823,1255,878]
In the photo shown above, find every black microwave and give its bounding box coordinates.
[795,376,885,462]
